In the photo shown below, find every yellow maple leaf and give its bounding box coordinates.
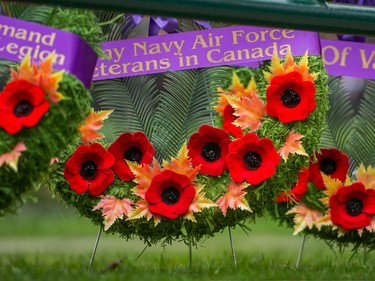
[93,195,134,231]
[128,159,162,199]
[263,49,317,83]
[355,164,375,190]
[163,143,200,181]
[10,54,64,103]
[216,181,252,216]
[79,109,113,143]
[0,142,27,172]
[286,203,322,235]
[183,185,217,222]
[226,94,265,132]
[319,174,343,206]
[127,199,161,226]
[314,214,333,231]
[278,131,308,161]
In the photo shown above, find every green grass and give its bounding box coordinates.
[0,190,374,280]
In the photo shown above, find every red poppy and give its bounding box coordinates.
[0,80,50,134]
[225,133,280,185]
[145,170,196,219]
[330,182,375,230]
[276,168,309,203]
[187,125,230,176]
[309,148,349,189]
[64,143,115,196]
[266,71,316,123]
[223,105,243,138]
[108,132,154,181]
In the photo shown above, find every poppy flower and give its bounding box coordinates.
[145,170,196,219]
[108,132,154,181]
[64,143,115,196]
[187,125,230,176]
[223,105,243,138]
[276,168,309,203]
[309,148,349,189]
[330,182,375,230]
[225,133,280,185]
[0,80,50,134]
[266,71,316,123]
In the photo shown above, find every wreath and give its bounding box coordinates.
[269,75,375,251]
[0,5,102,216]
[49,17,329,245]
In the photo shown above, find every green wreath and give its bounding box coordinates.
[0,5,102,216]
[269,76,375,251]
[49,18,328,245]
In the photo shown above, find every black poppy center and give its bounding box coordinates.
[124,146,142,163]
[161,186,180,205]
[13,100,33,117]
[320,158,337,175]
[80,160,97,180]
[281,89,301,108]
[346,198,363,216]
[243,152,262,170]
[201,142,221,162]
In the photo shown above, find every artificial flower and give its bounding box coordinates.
[0,142,27,172]
[64,143,115,196]
[80,109,113,143]
[355,164,375,190]
[223,105,243,138]
[264,51,318,123]
[329,182,375,230]
[276,168,309,202]
[287,203,323,235]
[145,170,196,219]
[11,54,64,103]
[93,195,134,230]
[309,148,349,189]
[216,181,252,216]
[108,132,154,181]
[225,133,280,185]
[187,125,230,176]
[0,80,50,134]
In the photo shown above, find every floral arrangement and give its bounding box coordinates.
[0,7,102,216]
[270,76,375,250]
[50,47,329,245]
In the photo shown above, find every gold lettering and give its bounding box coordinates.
[192,35,208,49]
[282,29,295,39]
[149,43,161,55]
[6,42,18,54]
[133,42,147,56]
[360,49,375,69]
[29,31,41,44]
[14,28,27,40]
[0,24,16,37]
[322,45,340,65]
[108,64,121,75]
[237,49,250,60]
[159,58,171,69]
[245,32,259,43]
[131,61,144,72]
[41,32,56,46]
[252,47,263,59]
[270,29,282,40]
[232,30,245,44]
[145,60,158,71]
[207,49,222,63]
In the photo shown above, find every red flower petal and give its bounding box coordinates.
[88,169,115,196]
[21,100,50,127]
[90,142,115,169]
[309,148,349,188]
[223,105,243,138]
[63,170,88,194]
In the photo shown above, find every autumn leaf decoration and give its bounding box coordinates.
[93,195,134,231]
[0,142,27,172]
[80,109,113,143]
[225,77,265,132]
[286,203,323,235]
[278,131,308,161]
[11,54,64,103]
[128,144,216,224]
[216,181,252,216]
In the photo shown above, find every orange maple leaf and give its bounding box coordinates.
[11,54,64,103]
[128,159,162,199]
[278,131,308,161]
[93,195,134,231]
[0,142,27,172]
[163,143,200,181]
[127,199,161,226]
[80,109,113,143]
[263,50,318,83]
[183,185,217,222]
[355,164,375,190]
[286,203,322,235]
[226,94,265,132]
[216,182,252,216]
[319,174,343,206]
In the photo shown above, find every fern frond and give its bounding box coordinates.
[95,12,135,41]
[18,5,53,24]
[320,76,355,151]
[91,76,159,140]
[349,80,375,169]
[1,2,28,18]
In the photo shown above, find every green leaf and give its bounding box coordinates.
[95,12,136,41]
[348,80,375,170]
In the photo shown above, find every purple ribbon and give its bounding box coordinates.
[0,15,98,88]
[93,26,321,81]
